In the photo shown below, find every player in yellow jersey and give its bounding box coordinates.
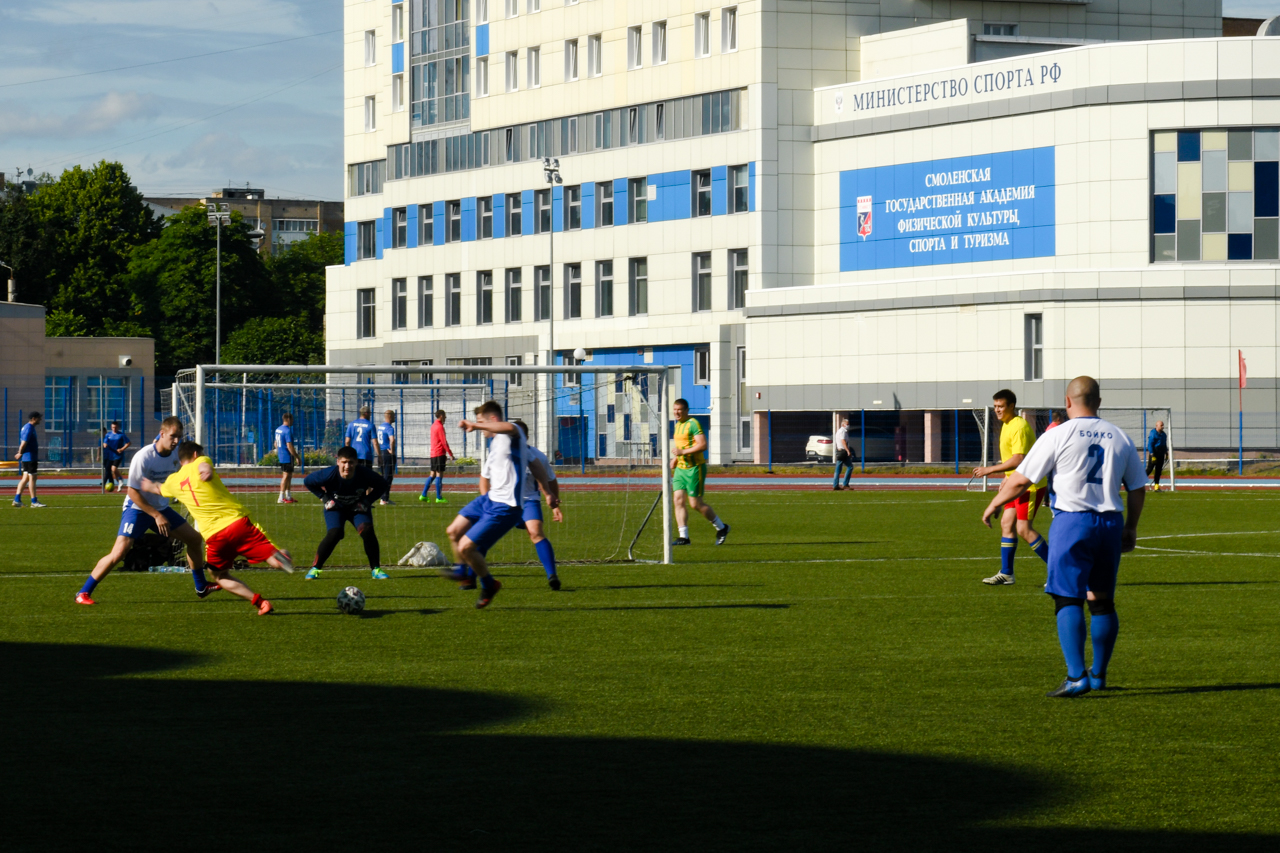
[971,389,1050,585]
[670,398,729,546]
[138,441,293,615]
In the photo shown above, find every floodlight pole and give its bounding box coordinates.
[206,203,231,368]
[543,157,562,458]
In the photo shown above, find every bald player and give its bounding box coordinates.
[982,377,1147,698]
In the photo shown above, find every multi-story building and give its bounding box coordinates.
[145,187,345,255]
[330,1,1279,462]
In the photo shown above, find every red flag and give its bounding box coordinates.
[1239,350,1247,389]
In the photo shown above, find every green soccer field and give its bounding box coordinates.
[3,489,1278,850]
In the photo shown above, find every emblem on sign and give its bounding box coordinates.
[857,195,873,238]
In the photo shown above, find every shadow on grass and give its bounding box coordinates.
[4,642,1276,852]
[1095,683,1280,697]
[1122,580,1278,586]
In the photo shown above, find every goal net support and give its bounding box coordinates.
[165,363,675,568]
[968,406,1176,492]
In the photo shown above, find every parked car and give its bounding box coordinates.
[805,435,834,460]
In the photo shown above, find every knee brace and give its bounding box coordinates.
[1051,594,1084,614]
[1087,598,1116,616]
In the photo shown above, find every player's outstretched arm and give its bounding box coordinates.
[981,472,1032,527]
[135,477,164,496]
[973,453,1024,479]
[460,418,517,436]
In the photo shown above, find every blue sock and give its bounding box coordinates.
[192,568,207,592]
[422,476,435,497]
[480,573,497,591]
[1090,612,1119,676]
[80,576,99,596]
[1029,535,1049,563]
[13,495,21,505]
[1056,605,1088,680]
[535,539,557,579]
[456,563,475,579]
[436,477,444,499]
[1000,537,1017,575]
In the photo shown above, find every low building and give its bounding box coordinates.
[143,187,344,255]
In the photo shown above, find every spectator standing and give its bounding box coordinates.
[833,417,854,491]
[1145,420,1169,491]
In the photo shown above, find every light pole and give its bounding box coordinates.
[207,203,231,366]
[543,157,562,457]
[0,260,14,302]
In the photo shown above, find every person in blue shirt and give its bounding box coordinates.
[274,413,298,504]
[376,409,397,505]
[1145,420,1169,492]
[345,405,375,468]
[12,412,45,508]
[302,446,390,581]
[101,420,131,492]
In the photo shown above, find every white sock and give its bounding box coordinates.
[712,516,726,531]
[678,526,689,539]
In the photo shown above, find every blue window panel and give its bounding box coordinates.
[406,205,418,248]
[461,197,476,241]
[581,182,594,229]
[711,165,728,216]
[493,193,506,238]
[375,217,384,259]
[748,161,756,212]
[670,170,692,220]
[344,222,356,265]
[1228,232,1253,259]
[476,23,489,57]
[1255,161,1279,216]
[392,42,404,73]
[432,201,445,246]
[521,190,534,234]
[1177,131,1200,162]
[598,434,607,457]
[552,185,563,233]
[1153,195,1175,234]
[383,207,393,250]
[613,178,628,226]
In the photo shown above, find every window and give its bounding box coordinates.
[693,169,712,217]
[983,23,1018,36]
[527,0,540,11]
[535,265,551,320]
[527,46,541,88]
[737,344,747,389]
[392,359,411,385]
[721,7,738,53]
[357,288,376,338]
[507,192,522,234]
[448,356,493,384]
[596,260,614,317]
[730,164,749,213]
[655,102,665,139]
[628,257,647,316]
[730,248,748,309]
[418,203,433,244]
[418,276,433,327]
[627,26,642,70]
[364,95,377,131]
[478,196,493,238]
[477,271,494,324]
[392,278,408,329]
[505,0,517,17]
[588,34,602,77]
[695,347,711,384]
[695,13,710,58]
[392,4,405,41]
[535,189,551,233]
[1024,314,1044,381]
[565,39,579,81]
[693,252,712,312]
[506,51,519,91]
[417,359,435,385]
[44,376,75,432]
[568,116,578,152]
[477,0,488,24]
[565,184,581,230]
[653,20,667,65]
[596,181,613,226]
[357,220,377,259]
[565,263,582,318]
[476,57,488,97]
[392,74,405,111]
[629,177,647,222]
[365,30,376,66]
[627,106,644,145]
[392,207,407,248]
[446,200,461,242]
[563,353,580,387]
[349,159,385,196]
[446,274,462,326]
[505,268,523,321]
[506,355,523,387]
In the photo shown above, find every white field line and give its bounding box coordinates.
[1141,530,1280,540]
[1135,546,1280,558]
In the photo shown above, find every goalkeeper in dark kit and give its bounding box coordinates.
[302,446,391,581]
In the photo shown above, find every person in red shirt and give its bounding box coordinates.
[420,409,456,503]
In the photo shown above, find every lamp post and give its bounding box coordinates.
[0,260,14,302]
[206,202,264,368]
[543,157,562,456]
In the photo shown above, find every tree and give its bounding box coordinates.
[222,315,324,370]
[265,230,341,330]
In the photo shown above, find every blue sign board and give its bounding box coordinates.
[839,147,1055,271]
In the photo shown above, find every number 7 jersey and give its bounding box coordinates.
[159,456,250,538]
[1016,417,1146,514]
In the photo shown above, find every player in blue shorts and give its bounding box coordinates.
[302,446,391,580]
[101,420,131,492]
[76,416,212,605]
[376,409,397,505]
[345,405,375,468]
[512,419,564,589]
[982,376,1147,698]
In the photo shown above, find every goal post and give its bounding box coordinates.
[188,363,676,566]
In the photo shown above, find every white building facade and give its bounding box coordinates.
[330,0,1275,461]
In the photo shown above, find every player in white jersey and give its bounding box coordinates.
[982,377,1147,698]
[76,417,212,605]
[512,419,564,590]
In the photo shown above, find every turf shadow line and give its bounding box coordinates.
[1092,682,1280,697]
[5,642,1276,852]
[1122,580,1277,586]
[510,603,792,613]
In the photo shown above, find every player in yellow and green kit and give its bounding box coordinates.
[670,398,729,546]
[971,389,1049,585]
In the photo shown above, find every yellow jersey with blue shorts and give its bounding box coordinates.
[672,418,706,497]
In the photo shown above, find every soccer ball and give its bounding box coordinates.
[104,482,115,492]
[337,586,365,615]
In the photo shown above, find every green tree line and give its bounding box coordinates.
[0,160,337,376]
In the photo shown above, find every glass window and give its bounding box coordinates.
[535,189,552,233]
[730,164,749,213]
[565,38,579,81]
[695,347,711,384]
[693,170,712,217]
[447,200,461,241]
[365,30,376,66]
[506,0,517,17]
[357,288,376,338]
[721,7,737,53]
[365,95,376,131]
[566,263,582,318]
[628,177,647,222]
[653,20,667,65]
[655,102,665,140]
[506,50,518,91]
[392,4,405,41]
[628,26,642,70]
[597,181,613,226]
[477,0,488,24]
[505,268,523,322]
[1024,314,1043,381]
[695,13,710,58]
[693,252,712,312]
[348,160,385,196]
[588,34,602,77]
[597,260,614,317]
[527,46,541,88]
[44,376,76,432]
[535,266,551,321]
[506,355,523,387]
[418,203,433,243]
[392,278,408,329]
[507,192,522,234]
[392,74,405,112]
[565,185,581,230]
[418,276,433,327]
[730,249,748,309]
[392,207,407,248]
[476,57,488,97]
[357,220,376,259]
[628,257,647,316]
[477,271,494,324]
[983,23,1017,36]
[445,274,463,326]
[478,196,493,238]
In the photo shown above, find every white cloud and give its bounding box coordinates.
[0,91,157,142]
[13,0,308,36]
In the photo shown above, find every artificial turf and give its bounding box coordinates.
[2,488,1278,851]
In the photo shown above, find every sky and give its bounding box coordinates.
[0,2,1278,203]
